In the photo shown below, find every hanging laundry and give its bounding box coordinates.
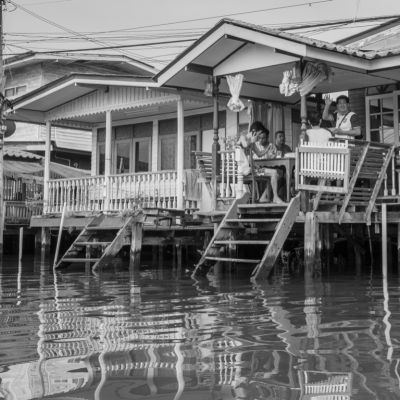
[298,62,333,96]
[279,61,333,97]
[226,74,245,112]
[279,62,301,96]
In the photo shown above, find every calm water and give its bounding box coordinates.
[0,256,399,400]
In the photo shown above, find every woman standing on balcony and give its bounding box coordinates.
[322,94,362,139]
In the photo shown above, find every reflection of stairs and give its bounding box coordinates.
[192,193,300,280]
[55,214,137,271]
[315,142,394,224]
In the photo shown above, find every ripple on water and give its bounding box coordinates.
[0,258,399,399]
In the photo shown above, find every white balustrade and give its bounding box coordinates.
[46,171,179,214]
[296,141,350,193]
[219,149,237,199]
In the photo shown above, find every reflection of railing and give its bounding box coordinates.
[296,141,350,194]
[46,171,179,214]
[5,201,43,225]
[298,370,352,400]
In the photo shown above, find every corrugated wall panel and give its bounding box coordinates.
[47,87,179,121]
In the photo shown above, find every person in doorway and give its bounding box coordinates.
[238,121,284,203]
[274,130,292,157]
[322,94,362,139]
[306,110,333,144]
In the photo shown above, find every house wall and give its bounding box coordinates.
[4,63,44,94]
[349,88,367,138]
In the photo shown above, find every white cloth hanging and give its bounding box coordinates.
[226,74,245,112]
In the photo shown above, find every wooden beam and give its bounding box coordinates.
[185,63,213,75]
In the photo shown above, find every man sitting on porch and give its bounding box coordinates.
[238,121,284,204]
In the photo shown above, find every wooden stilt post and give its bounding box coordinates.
[34,228,42,255]
[41,227,51,256]
[382,203,387,278]
[18,227,23,262]
[176,243,182,276]
[130,219,143,268]
[397,223,400,273]
[0,201,5,260]
[304,212,321,279]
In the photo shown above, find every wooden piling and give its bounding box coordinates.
[41,227,51,256]
[382,203,387,278]
[18,227,23,262]
[304,212,321,279]
[130,220,143,268]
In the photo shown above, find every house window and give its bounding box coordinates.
[366,91,399,144]
[98,143,105,175]
[115,140,130,173]
[113,137,151,174]
[160,135,176,170]
[5,85,27,98]
[184,132,200,169]
[134,139,150,172]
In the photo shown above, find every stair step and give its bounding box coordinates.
[74,241,111,246]
[214,240,270,245]
[61,258,101,263]
[86,226,120,231]
[225,218,280,223]
[238,203,287,209]
[205,256,260,263]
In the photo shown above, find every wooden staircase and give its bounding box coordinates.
[314,142,395,224]
[55,214,139,271]
[192,193,300,280]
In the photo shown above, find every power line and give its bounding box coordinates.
[6,0,151,61]
[77,0,335,33]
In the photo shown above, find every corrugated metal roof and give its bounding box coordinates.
[222,19,373,58]
[3,148,89,179]
[156,18,400,83]
[226,18,400,59]
[4,147,43,160]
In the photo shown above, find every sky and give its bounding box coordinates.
[3,0,400,69]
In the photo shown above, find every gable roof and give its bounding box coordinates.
[155,18,400,104]
[4,51,158,75]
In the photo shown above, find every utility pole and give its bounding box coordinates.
[0,0,9,258]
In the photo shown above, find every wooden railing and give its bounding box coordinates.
[5,201,43,225]
[296,141,351,194]
[380,146,400,199]
[46,171,179,214]
[220,149,237,199]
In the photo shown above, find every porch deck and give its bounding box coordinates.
[33,139,400,277]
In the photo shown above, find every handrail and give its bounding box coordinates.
[296,141,351,194]
[45,171,180,214]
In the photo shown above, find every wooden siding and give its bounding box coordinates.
[46,87,180,121]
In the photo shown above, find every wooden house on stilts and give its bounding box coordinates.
[9,18,400,277]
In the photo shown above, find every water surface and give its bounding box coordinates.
[0,257,399,399]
